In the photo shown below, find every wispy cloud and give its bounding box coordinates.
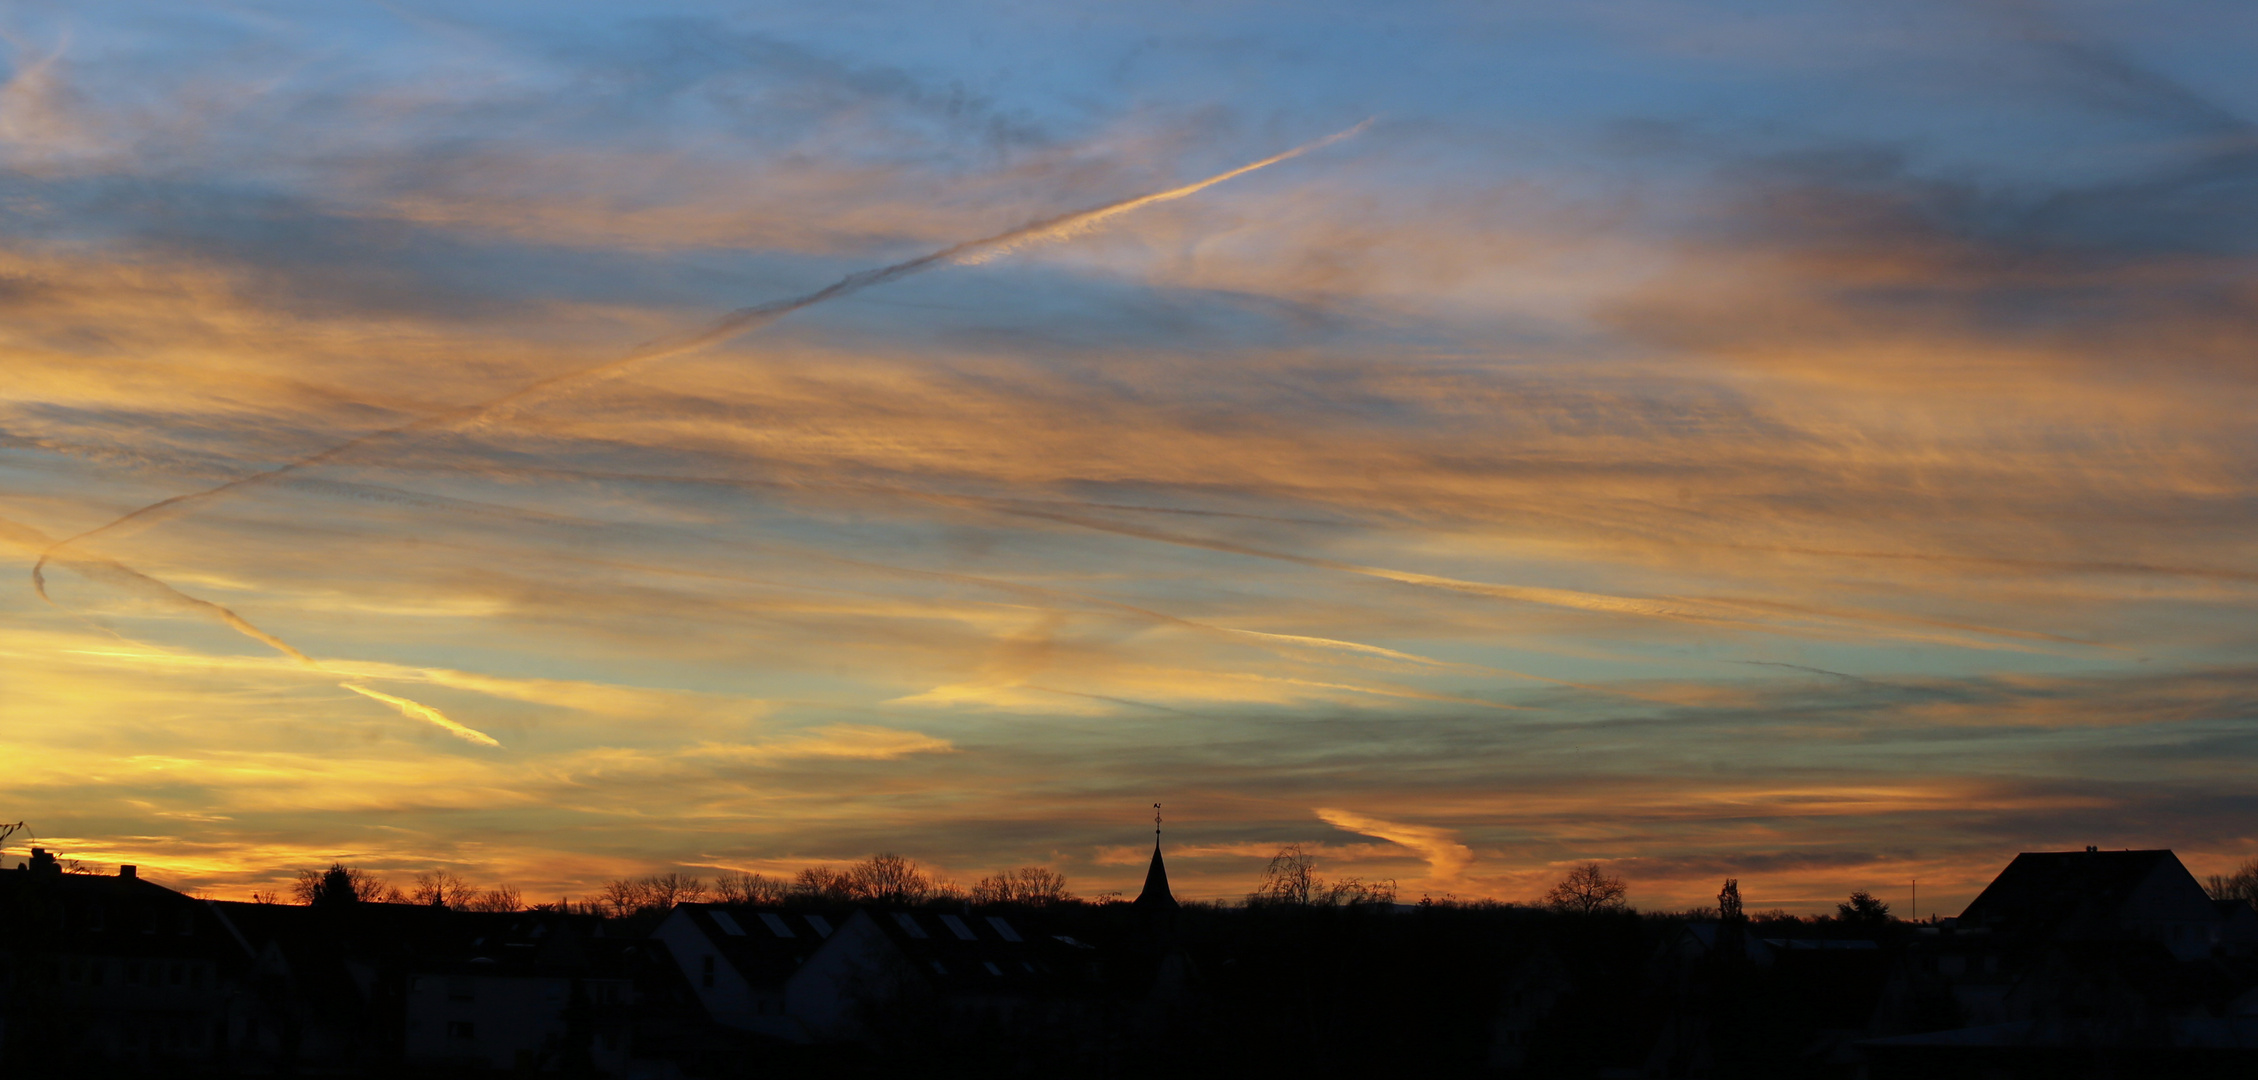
[5,0,2255,913]
[1315,807,1476,886]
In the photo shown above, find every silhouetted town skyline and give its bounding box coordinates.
[10,827,2258,1077]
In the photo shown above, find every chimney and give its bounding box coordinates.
[120,865,137,879]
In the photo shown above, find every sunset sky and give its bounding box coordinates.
[4,0,2255,915]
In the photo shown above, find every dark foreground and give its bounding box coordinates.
[8,849,2258,1078]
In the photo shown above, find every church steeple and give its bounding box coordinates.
[1133,803,1178,912]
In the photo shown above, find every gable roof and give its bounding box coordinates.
[849,908,1075,995]
[664,904,841,986]
[1960,849,2213,938]
[0,863,240,962]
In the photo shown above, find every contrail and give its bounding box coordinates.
[32,120,1374,583]
[949,119,1370,265]
[4,514,499,745]
[340,683,501,748]
[969,497,2103,651]
[21,123,1369,742]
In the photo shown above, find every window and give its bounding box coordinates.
[759,913,796,939]
[893,913,929,939]
[711,911,746,937]
[986,916,1023,942]
[447,977,475,1002]
[983,962,1003,976]
[446,1021,475,1040]
[939,915,977,941]
[701,956,716,988]
[805,915,833,938]
[930,961,947,975]
[126,962,143,985]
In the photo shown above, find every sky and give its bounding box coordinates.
[3,0,2256,915]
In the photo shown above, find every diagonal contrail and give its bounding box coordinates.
[24,122,1372,739]
[4,514,501,745]
[32,120,1373,587]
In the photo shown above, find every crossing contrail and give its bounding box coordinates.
[24,122,1373,739]
[32,120,1373,587]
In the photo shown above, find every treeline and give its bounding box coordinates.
[227,842,1921,923]
[280,864,523,911]
[596,854,1073,915]
[273,852,1074,916]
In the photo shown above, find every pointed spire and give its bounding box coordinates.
[1134,803,1178,912]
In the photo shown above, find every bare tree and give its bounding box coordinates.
[411,870,476,909]
[1250,845,1319,906]
[1322,876,1398,906]
[646,872,708,907]
[598,878,641,917]
[1246,845,1397,907]
[2206,858,2258,910]
[714,872,791,905]
[1543,863,1628,914]
[971,866,1075,906]
[793,865,856,902]
[847,853,931,904]
[463,885,523,912]
[294,863,393,906]
[598,872,708,916]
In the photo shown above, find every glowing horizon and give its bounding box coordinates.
[3,0,2255,917]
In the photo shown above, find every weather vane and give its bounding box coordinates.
[1154,803,1162,841]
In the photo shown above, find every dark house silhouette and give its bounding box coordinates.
[1960,847,2231,960]
[0,851,244,1072]
[1862,848,2258,1076]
